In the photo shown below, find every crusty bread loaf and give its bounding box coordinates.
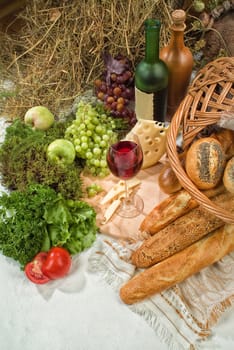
[158,152,186,195]
[212,129,234,159]
[185,137,226,190]
[140,184,225,234]
[158,162,182,194]
[223,157,234,194]
[120,224,234,305]
[133,191,234,268]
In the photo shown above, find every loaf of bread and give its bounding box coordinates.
[158,152,186,194]
[223,157,234,194]
[133,191,234,268]
[140,184,225,235]
[185,137,226,190]
[120,224,234,305]
[158,162,182,194]
[212,129,234,159]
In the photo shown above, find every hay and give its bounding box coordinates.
[0,0,175,118]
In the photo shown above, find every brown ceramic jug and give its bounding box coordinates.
[160,9,194,122]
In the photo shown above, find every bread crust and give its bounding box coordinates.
[223,157,234,194]
[133,191,234,268]
[212,129,234,159]
[140,184,225,235]
[120,224,234,305]
[185,137,226,190]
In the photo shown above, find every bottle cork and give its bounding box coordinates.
[171,9,186,30]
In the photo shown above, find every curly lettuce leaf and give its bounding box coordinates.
[45,199,97,254]
[0,184,58,267]
[0,184,97,268]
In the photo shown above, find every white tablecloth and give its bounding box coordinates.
[0,246,233,350]
[0,116,233,349]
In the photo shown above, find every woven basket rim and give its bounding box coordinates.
[166,57,234,224]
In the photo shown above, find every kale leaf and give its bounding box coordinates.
[0,118,84,200]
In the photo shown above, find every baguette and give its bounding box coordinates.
[140,184,225,235]
[133,192,234,268]
[120,224,234,305]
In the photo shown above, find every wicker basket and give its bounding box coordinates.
[167,57,234,224]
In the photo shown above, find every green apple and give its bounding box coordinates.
[47,139,76,165]
[24,106,54,130]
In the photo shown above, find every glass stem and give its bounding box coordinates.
[124,180,130,204]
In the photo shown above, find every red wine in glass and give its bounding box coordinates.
[107,134,144,218]
[107,140,143,180]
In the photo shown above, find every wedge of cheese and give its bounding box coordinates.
[100,178,141,224]
[101,198,122,224]
[100,178,141,205]
[126,120,169,169]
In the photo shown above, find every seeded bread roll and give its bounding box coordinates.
[120,224,234,305]
[185,137,226,190]
[223,157,234,194]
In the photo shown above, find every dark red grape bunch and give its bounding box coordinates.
[94,52,136,127]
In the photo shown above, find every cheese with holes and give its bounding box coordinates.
[126,120,169,169]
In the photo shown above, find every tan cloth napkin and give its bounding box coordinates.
[83,163,167,241]
[86,165,234,350]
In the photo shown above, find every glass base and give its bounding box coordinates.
[117,194,144,218]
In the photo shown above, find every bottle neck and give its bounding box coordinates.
[144,20,160,63]
[169,26,185,49]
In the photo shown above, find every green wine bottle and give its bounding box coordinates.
[135,19,168,122]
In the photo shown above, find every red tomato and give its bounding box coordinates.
[25,252,51,284]
[41,247,71,280]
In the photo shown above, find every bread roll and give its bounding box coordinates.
[212,129,234,159]
[223,157,234,194]
[134,191,234,268]
[185,137,226,190]
[120,224,234,305]
[158,152,185,194]
[158,162,182,194]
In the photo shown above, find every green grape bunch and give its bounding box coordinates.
[65,101,118,177]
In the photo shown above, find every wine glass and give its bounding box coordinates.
[106,132,144,218]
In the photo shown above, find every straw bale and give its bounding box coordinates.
[0,0,175,118]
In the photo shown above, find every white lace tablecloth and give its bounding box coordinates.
[0,246,233,350]
[0,116,233,350]
[88,235,234,350]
